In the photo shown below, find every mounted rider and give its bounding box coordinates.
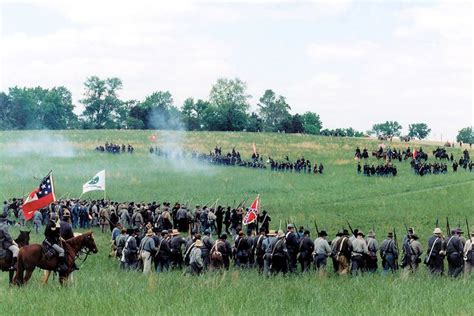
[44,220,68,272]
[0,212,19,270]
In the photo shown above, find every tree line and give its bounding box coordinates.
[0,76,471,143]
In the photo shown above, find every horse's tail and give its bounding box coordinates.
[14,251,25,285]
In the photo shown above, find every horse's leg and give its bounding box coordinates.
[23,269,34,284]
[9,270,14,285]
[43,270,51,284]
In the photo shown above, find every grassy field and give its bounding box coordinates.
[0,130,473,316]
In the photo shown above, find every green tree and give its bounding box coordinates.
[209,78,250,131]
[371,121,402,137]
[80,76,124,129]
[40,87,78,129]
[128,91,182,130]
[0,92,12,129]
[291,114,304,133]
[4,86,77,129]
[456,126,473,144]
[302,112,322,135]
[408,123,431,140]
[246,112,263,132]
[181,98,210,131]
[257,89,291,132]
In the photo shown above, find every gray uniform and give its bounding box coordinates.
[463,236,474,275]
[313,237,331,270]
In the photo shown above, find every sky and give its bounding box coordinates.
[0,0,472,140]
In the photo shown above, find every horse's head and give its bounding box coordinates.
[83,232,98,254]
[16,230,30,247]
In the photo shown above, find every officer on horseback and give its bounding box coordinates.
[44,221,68,272]
[0,212,19,270]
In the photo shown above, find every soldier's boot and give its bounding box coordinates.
[58,256,68,272]
[9,257,17,270]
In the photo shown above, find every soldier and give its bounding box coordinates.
[131,209,144,228]
[313,230,331,275]
[425,228,444,275]
[215,206,224,237]
[121,228,139,270]
[258,210,271,233]
[33,209,43,234]
[59,210,74,240]
[285,224,299,273]
[351,231,368,275]
[234,230,250,268]
[335,229,352,275]
[366,230,378,273]
[443,228,464,278]
[407,233,423,273]
[201,229,214,270]
[254,228,267,273]
[380,232,398,274]
[169,229,186,269]
[44,221,68,272]
[297,230,314,272]
[155,230,171,273]
[176,206,189,233]
[189,239,204,275]
[210,233,232,270]
[331,230,343,273]
[0,213,19,270]
[270,230,289,274]
[224,207,231,235]
[138,229,156,275]
[463,231,474,276]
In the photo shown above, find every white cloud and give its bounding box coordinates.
[306,41,378,62]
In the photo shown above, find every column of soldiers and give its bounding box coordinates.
[105,208,473,278]
[150,146,326,174]
[358,162,398,176]
[95,143,134,154]
[3,196,473,278]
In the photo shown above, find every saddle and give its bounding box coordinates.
[0,248,12,260]
[42,241,58,259]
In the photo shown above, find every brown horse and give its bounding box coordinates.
[14,231,98,286]
[0,230,30,284]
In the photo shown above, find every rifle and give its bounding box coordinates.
[314,220,320,235]
[435,218,439,228]
[393,228,399,269]
[466,218,471,241]
[404,223,409,235]
[446,217,451,236]
[346,220,354,236]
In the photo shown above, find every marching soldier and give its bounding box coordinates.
[201,229,214,270]
[297,230,314,273]
[366,230,378,272]
[463,231,474,276]
[285,224,299,273]
[335,229,352,275]
[443,228,464,278]
[380,232,398,274]
[270,230,289,274]
[426,228,444,275]
[351,231,368,275]
[313,230,331,275]
[331,230,342,273]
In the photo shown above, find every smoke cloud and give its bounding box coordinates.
[2,132,76,158]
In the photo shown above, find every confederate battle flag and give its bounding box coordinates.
[243,195,259,225]
[22,172,56,221]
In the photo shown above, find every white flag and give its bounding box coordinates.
[82,170,106,194]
